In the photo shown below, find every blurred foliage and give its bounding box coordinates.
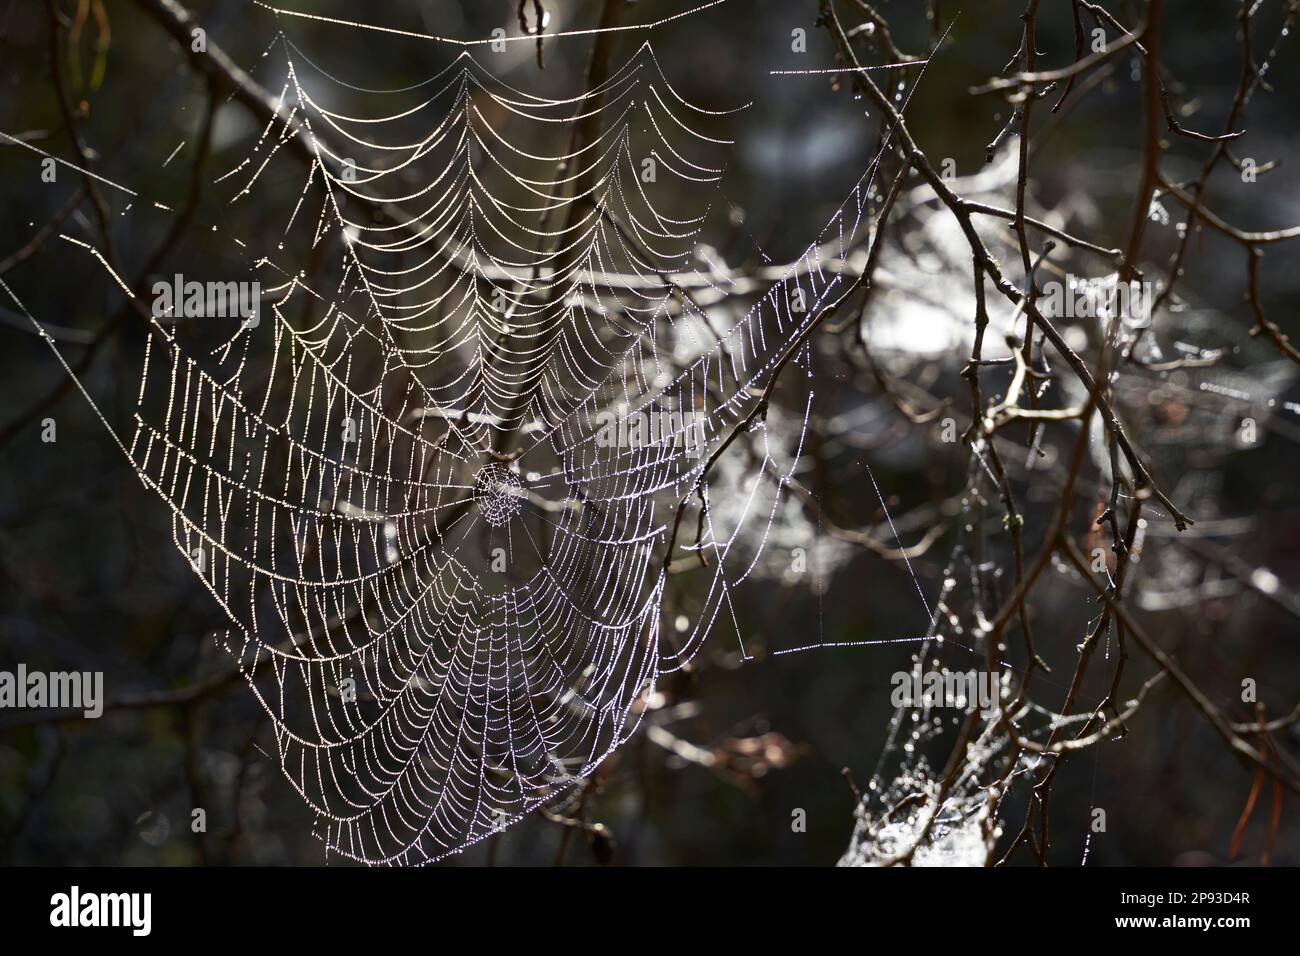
[1,0,1299,866]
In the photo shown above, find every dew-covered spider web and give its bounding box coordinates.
[3,5,937,864]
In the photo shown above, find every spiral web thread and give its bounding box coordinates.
[3,13,916,864]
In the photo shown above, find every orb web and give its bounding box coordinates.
[2,5,922,864]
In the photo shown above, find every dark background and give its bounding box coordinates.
[1,0,1299,866]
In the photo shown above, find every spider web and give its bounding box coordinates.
[4,8,922,864]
